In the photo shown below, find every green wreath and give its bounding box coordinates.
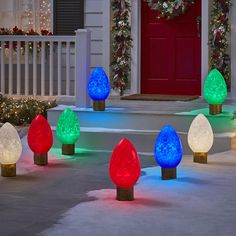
[145,0,195,19]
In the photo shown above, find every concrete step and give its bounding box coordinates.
[48,103,235,154]
[48,105,236,133]
[51,127,232,155]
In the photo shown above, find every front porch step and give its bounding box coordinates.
[51,127,231,155]
[47,104,236,133]
[47,102,235,154]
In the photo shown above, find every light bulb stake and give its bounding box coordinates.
[193,152,207,164]
[93,100,105,111]
[62,144,75,155]
[34,153,48,165]
[161,167,177,180]
[1,164,16,177]
[209,104,222,115]
[116,187,134,201]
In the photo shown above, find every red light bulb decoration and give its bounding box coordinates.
[28,115,53,165]
[109,138,141,201]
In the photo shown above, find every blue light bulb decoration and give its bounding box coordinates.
[88,67,110,111]
[154,125,183,180]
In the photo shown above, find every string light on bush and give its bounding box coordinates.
[40,0,51,31]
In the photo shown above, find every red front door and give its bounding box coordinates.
[141,0,201,95]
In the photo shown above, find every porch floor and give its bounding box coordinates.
[106,96,236,114]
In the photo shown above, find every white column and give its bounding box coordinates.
[33,41,37,96]
[57,41,62,96]
[49,41,54,96]
[230,2,236,99]
[17,41,21,95]
[75,29,91,107]
[1,41,5,94]
[201,0,209,96]
[102,0,110,77]
[41,41,46,96]
[25,42,29,95]
[131,0,141,94]
[8,41,13,95]
[66,41,70,96]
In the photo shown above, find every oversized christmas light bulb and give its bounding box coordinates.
[109,138,140,201]
[188,114,214,164]
[88,67,110,111]
[154,125,182,180]
[56,108,80,155]
[203,68,227,115]
[0,123,22,177]
[28,115,53,165]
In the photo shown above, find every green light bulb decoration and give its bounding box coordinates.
[56,108,80,155]
[203,68,227,115]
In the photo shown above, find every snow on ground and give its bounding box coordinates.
[40,151,236,236]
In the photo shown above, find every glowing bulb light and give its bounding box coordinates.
[56,108,80,155]
[0,123,22,177]
[154,125,182,180]
[28,115,53,165]
[109,138,140,201]
[88,67,110,111]
[188,114,214,164]
[203,68,227,115]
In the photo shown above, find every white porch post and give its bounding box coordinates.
[131,0,141,94]
[230,3,236,99]
[75,29,91,107]
[201,0,209,95]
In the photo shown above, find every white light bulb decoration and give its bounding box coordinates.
[0,123,22,177]
[188,114,214,164]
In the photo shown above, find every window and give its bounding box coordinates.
[0,0,52,32]
[53,0,84,35]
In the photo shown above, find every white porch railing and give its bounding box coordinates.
[0,29,91,107]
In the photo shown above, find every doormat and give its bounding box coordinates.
[120,94,199,101]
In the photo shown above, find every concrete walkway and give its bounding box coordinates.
[1,137,236,236]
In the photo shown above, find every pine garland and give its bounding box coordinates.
[144,0,194,19]
[209,0,232,89]
[111,0,133,95]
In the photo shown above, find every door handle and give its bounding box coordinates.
[196,16,201,38]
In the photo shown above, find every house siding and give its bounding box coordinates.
[84,0,110,75]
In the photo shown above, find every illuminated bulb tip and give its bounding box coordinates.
[188,114,214,164]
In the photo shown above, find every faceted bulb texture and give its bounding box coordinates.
[203,69,227,104]
[56,108,80,144]
[88,67,110,100]
[109,138,141,188]
[154,125,183,168]
[188,114,214,153]
[0,122,22,164]
[28,115,53,154]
